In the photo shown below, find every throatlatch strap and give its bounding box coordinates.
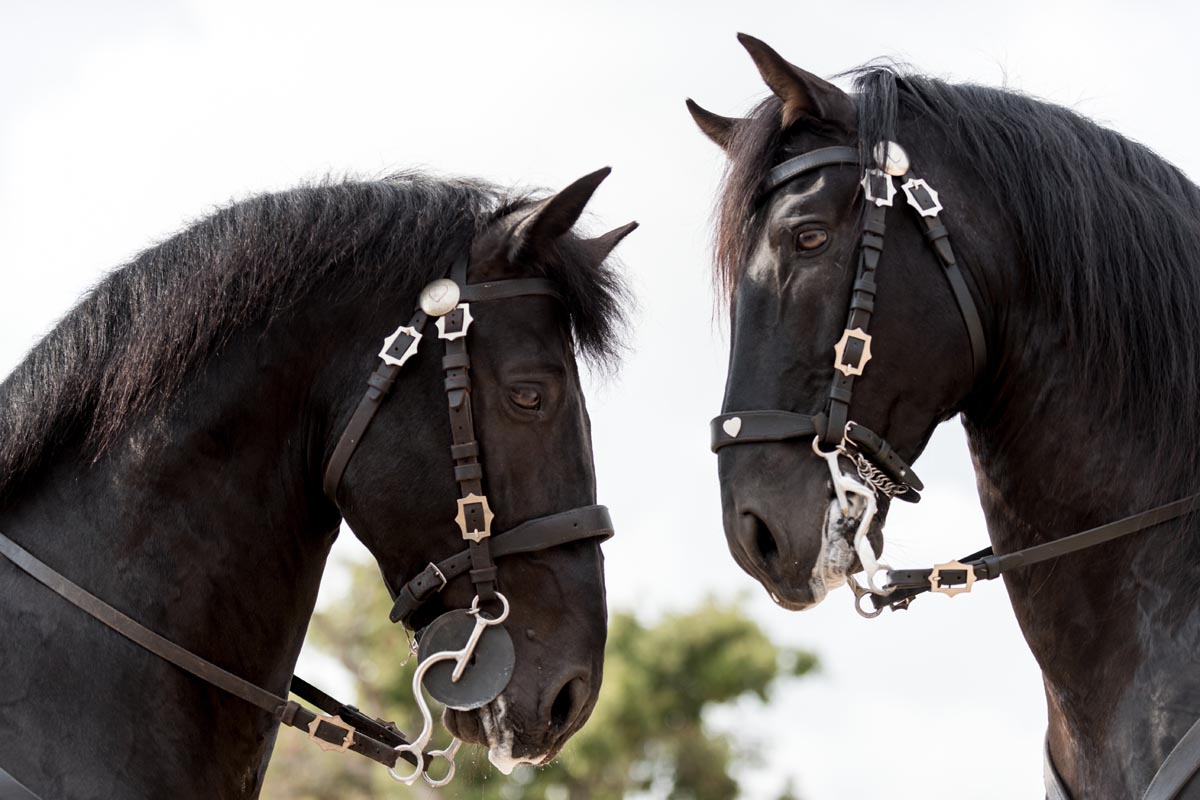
[324,307,431,500]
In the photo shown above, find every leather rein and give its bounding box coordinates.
[0,249,615,784]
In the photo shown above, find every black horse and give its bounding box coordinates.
[0,170,634,798]
[691,35,1200,798]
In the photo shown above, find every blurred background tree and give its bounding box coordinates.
[262,562,817,800]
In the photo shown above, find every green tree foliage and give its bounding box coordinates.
[262,562,816,799]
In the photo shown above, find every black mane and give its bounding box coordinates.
[717,67,1200,475]
[0,173,627,498]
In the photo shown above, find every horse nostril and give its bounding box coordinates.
[743,512,779,566]
[550,676,585,731]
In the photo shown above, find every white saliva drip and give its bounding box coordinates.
[810,500,857,601]
[812,437,891,595]
[481,695,546,776]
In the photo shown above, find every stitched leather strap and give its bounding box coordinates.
[389,505,615,625]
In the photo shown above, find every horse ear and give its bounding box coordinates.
[736,33,855,131]
[581,221,639,266]
[686,99,740,152]
[508,167,611,261]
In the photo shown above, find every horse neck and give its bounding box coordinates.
[959,234,1200,792]
[0,309,340,698]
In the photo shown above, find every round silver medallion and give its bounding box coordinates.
[873,141,910,177]
[419,279,461,317]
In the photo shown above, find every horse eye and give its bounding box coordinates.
[795,229,829,251]
[509,386,542,411]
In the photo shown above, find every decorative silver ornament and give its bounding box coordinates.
[436,304,474,340]
[860,169,896,207]
[722,417,742,438]
[901,178,943,218]
[379,325,422,367]
[419,279,461,317]
[873,141,910,176]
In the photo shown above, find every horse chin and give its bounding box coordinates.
[804,497,873,605]
[443,695,554,775]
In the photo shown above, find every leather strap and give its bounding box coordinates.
[389,505,615,625]
[710,411,823,451]
[912,180,988,378]
[0,530,419,769]
[763,146,859,194]
[1043,713,1200,800]
[460,278,561,303]
[823,202,888,447]
[844,423,923,492]
[878,493,1200,608]
[1044,738,1073,800]
[323,307,431,500]
[1143,714,1200,800]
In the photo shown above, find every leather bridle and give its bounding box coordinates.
[708,140,1199,615]
[0,246,615,787]
[708,137,1200,800]
[323,251,614,628]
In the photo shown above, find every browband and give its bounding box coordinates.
[763,145,859,195]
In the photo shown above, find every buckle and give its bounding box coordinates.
[307,714,356,753]
[901,178,943,218]
[455,493,494,543]
[379,325,422,367]
[833,328,873,377]
[928,560,976,597]
[436,304,474,341]
[425,562,448,592]
[860,168,896,207]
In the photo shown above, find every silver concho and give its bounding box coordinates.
[419,279,461,317]
[873,141,910,177]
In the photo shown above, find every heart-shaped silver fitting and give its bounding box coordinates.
[722,417,742,438]
[419,279,461,317]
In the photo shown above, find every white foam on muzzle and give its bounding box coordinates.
[480,695,548,775]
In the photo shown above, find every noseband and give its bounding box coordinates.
[710,141,987,596]
[0,247,615,788]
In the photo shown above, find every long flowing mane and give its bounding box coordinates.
[716,67,1200,477]
[0,174,626,499]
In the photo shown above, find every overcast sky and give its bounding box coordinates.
[4,2,1198,798]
